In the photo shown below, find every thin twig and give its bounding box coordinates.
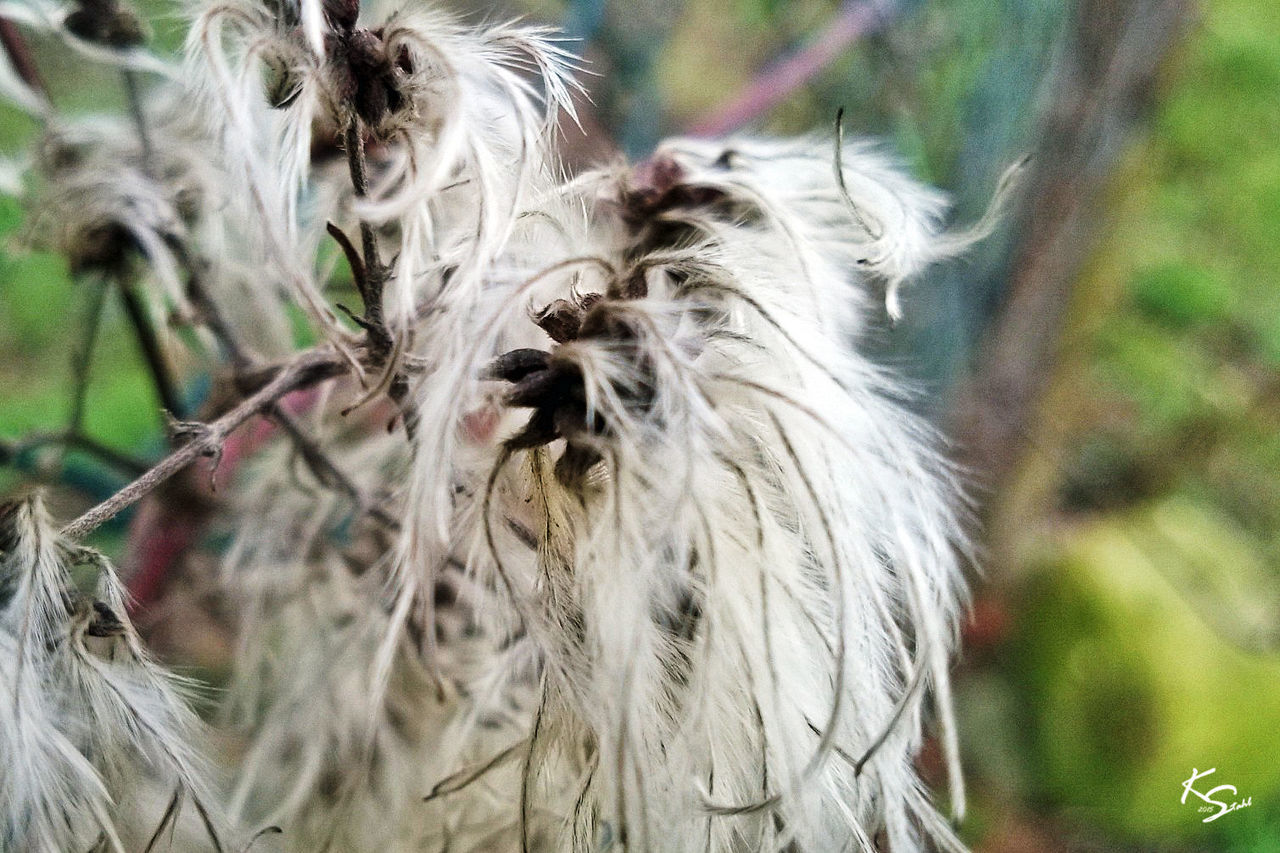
[268,405,398,528]
[119,68,245,374]
[0,18,47,95]
[125,72,250,376]
[341,116,415,437]
[64,433,151,476]
[68,277,110,436]
[172,233,392,528]
[342,116,389,353]
[180,240,392,526]
[1,430,151,477]
[167,238,252,369]
[326,220,367,297]
[114,24,191,426]
[122,69,155,169]
[60,348,346,540]
[117,277,186,419]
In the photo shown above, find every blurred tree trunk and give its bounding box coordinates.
[950,0,1193,508]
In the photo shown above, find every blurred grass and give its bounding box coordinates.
[979,0,1280,848]
[0,0,242,498]
[1059,0,1280,554]
[1011,510,1280,841]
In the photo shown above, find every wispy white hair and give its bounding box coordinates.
[215,389,543,851]
[644,132,1017,320]
[0,1,986,845]
[26,116,190,303]
[0,494,227,852]
[185,0,581,361]
[365,133,983,851]
[183,0,349,345]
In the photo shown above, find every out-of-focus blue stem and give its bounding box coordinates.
[563,0,607,41]
[564,0,685,157]
[882,0,1070,412]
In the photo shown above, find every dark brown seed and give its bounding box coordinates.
[505,367,576,409]
[482,348,550,382]
[504,407,559,450]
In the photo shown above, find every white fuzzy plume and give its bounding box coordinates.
[367,133,981,851]
[216,128,982,850]
[0,494,227,852]
[0,2,992,848]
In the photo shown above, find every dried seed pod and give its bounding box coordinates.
[534,292,603,343]
[338,27,408,127]
[64,0,148,48]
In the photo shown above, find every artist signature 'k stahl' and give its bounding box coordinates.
[1180,767,1252,823]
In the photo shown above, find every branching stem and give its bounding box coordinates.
[340,115,416,437]
[60,348,346,540]
[342,116,391,358]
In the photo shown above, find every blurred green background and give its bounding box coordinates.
[2,0,1278,850]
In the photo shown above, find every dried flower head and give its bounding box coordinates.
[0,2,1007,850]
[0,494,227,851]
[63,0,148,49]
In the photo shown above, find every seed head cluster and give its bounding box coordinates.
[0,2,1011,850]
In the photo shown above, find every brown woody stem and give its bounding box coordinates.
[0,18,46,96]
[117,277,187,419]
[60,349,346,540]
[342,116,391,358]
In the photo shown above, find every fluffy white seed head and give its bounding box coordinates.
[0,494,228,852]
[0,4,991,848]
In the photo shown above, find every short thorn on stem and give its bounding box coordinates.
[326,221,367,295]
